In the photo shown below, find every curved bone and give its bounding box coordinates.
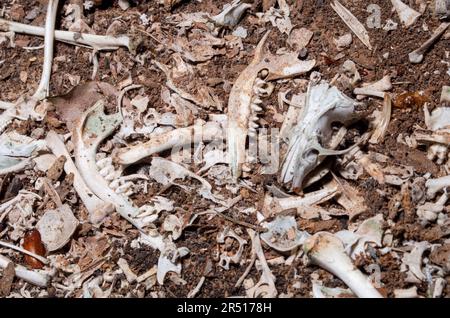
[0,0,59,133]
[113,121,223,165]
[227,31,315,179]
[304,232,383,298]
[217,227,247,269]
[245,229,277,298]
[391,0,421,27]
[73,100,164,250]
[46,130,114,224]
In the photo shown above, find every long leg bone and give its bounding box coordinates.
[353,75,392,100]
[391,0,421,27]
[0,19,132,51]
[303,232,383,298]
[409,22,450,63]
[227,31,315,179]
[46,130,114,224]
[113,121,223,166]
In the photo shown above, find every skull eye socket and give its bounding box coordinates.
[302,149,319,163]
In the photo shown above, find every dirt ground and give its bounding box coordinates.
[0,0,449,298]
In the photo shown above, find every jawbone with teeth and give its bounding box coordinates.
[227,31,316,180]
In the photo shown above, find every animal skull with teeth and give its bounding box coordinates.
[227,31,316,179]
[280,82,359,191]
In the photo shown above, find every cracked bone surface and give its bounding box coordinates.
[227,31,315,179]
[113,121,223,165]
[409,22,450,63]
[280,82,358,191]
[303,232,383,298]
[46,130,114,224]
[72,100,164,250]
[0,19,131,51]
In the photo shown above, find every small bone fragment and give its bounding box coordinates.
[0,19,132,51]
[288,28,314,51]
[36,204,79,252]
[217,227,247,269]
[409,22,450,63]
[260,216,310,252]
[354,75,392,100]
[401,241,430,283]
[435,0,450,18]
[394,286,419,298]
[369,94,392,144]
[391,0,421,27]
[212,0,251,27]
[334,33,352,51]
[331,1,372,50]
[117,258,137,283]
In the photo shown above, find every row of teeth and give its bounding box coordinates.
[248,77,268,137]
[96,156,134,196]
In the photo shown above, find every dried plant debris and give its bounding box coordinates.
[0,0,448,298]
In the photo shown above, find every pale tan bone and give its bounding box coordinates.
[113,121,223,166]
[227,31,315,179]
[409,22,450,63]
[46,130,114,224]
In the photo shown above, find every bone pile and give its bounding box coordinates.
[0,0,449,298]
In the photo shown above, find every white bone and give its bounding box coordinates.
[0,254,49,287]
[114,122,223,166]
[390,0,421,27]
[0,19,131,51]
[46,131,114,224]
[426,175,450,198]
[303,232,383,298]
[331,1,372,50]
[409,22,449,63]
